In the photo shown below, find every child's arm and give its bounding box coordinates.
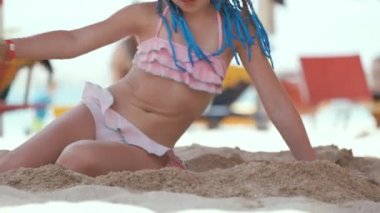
[236,37,316,162]
[1,3,148,61]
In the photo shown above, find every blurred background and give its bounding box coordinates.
[1,0,380,155]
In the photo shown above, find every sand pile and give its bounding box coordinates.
[0,145,379,204]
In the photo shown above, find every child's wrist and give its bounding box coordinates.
[4,40,16,61]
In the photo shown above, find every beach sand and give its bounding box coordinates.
[0,144,379,212]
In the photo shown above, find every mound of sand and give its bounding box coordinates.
[0,145,379,205]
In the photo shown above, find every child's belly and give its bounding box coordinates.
[107,68,213,147]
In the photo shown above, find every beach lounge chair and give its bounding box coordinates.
[201,65,254,128]
[0,59,53,111]
[300,55,372,127]
[0,59,53,135]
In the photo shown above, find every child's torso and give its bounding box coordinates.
[109,68,213,147]
[108,5,234,147]
[133,6,229,94]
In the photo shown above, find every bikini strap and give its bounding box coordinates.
[155,7,223,49]
[155,6,170,37]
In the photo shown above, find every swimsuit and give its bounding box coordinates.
[82,82,185,169]
[81,8,227,169]
[133,7,227,94]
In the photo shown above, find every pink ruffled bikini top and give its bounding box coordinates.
[133,8,227,94]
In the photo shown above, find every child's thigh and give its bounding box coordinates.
[3,104,96,169]
[57,140,168,176]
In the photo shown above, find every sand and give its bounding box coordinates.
[0,145,379,212]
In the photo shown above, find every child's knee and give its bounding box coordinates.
[56,140,97,175]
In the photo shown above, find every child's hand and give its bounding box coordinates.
[165,150,187,170]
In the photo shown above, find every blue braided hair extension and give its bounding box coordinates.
[156,0,273,71]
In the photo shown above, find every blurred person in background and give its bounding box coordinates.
[110,36,138,83]
[29,80,56,133]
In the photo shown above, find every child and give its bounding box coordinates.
[0,0,316,177]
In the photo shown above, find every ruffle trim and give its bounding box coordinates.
[82,82,171,156]
[133,38,226,94]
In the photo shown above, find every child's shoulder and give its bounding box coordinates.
[121,2,159,27]
[126,2,158,18]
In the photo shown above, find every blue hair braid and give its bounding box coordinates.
[244,0,274,66]
[156,0,273,71]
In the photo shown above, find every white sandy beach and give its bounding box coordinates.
[1,109,380,213]
[2,0,380,212]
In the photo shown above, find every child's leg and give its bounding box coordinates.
[55,140,168,177]
[0,104,96,172]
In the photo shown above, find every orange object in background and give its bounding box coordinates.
[52,105,71,118]
[299,55,377,127]
[300,55,371,105]
[0,59,34,92]
[0,59,53,114]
